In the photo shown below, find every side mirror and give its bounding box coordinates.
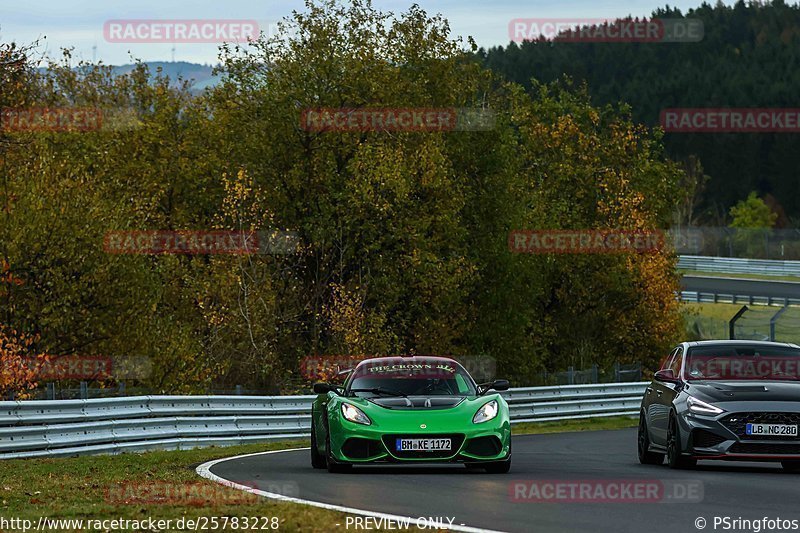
[480,379,510,394]
[654,369,678,383]
[313,382,332,394]
[491,379,510,391]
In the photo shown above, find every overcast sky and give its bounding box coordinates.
[1,0,731,65]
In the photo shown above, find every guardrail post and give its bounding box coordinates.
[235,385,243,395]
[567,366,574,385]
[729,305,749,340]
[770,306,789,341]
[80,382,88,399]
[591,364,598,383]
[613,361,620,382]
[46,383,55,400]
[118,382,126,396]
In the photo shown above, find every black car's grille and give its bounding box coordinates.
[729,442,800,455]
[382,434,465,459]
[341,438,384,459]
[464,436,503,457]
[692,429,727,448]
[721,413,800,440]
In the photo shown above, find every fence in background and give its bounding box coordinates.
[15,362,642,401]
[671,228,800,260]
[537,362,642,385]
[678,255,800,276]
[20,383,277,401]
[0,383,647,459]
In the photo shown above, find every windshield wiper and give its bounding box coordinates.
[348,387,408,397]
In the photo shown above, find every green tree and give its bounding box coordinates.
[0,1,686,392]
[728,191,778,259]
[730,191,778,229]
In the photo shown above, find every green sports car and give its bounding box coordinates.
[310,356,511,473]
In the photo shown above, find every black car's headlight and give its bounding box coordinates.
[473,400,499,424]
[686,395,724,415]
[341,403,372,425]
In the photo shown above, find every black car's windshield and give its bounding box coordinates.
[685,345,800,381]
[346,360,477,398]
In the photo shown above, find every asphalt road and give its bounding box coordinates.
[207,429,800,533]
[682,275,800,299]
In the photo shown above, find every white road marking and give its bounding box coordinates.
[196,448,507,533]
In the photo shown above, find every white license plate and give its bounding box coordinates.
[746,423,798,436]
[396,438,452,452]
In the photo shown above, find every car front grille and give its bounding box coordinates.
[341,437,385,459]
[692,429,727,448]
[721,413,800,441]
[463,435,503,457]
[382,434,465,459]
[729,442,800,455]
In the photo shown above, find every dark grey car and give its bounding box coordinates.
[638,340,800,471]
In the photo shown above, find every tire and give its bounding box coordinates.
[310,418,326,469]
[781,460,800,472]
[666,414,696,469]
[638,412,665,465]
[326,431,352,473]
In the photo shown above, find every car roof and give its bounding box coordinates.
[685,340,800,348]
[353,355,460,367]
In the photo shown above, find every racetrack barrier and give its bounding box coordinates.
[678,255,800,276]
[0,383,648,459]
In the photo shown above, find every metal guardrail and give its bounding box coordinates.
[0,383,647,459]
[680,291,800,307]
[679,255,800,276]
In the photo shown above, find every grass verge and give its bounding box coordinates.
[679,269,800,283]
[512,415,637,436]
[0,417,637,531]
[682,301,745,340]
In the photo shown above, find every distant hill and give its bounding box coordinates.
[110,62,221,92]
[38,61,222,93]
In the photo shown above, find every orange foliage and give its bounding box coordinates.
[0,325,49,399]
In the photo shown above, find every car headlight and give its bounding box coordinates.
[687,395,724,415]
[341,403,371,425]
[473,400,499,424]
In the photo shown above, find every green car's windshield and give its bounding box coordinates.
[346,360,477,398]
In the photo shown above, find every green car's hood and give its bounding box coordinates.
[332,394,507,431]
[367,396,466,410]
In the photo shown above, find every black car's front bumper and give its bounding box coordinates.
[679,408,800,461]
